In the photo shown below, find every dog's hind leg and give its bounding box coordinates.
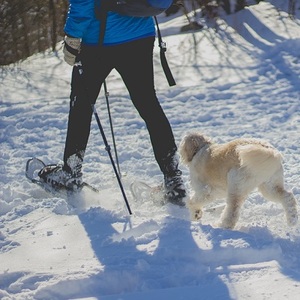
[219,169,253,229]
[258,175,298,226]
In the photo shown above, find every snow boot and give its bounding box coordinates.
[161,150,187,206]
[164,170,186,206]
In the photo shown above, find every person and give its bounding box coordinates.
[38,0,186,205]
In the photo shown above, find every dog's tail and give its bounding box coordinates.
[237,143,283,179]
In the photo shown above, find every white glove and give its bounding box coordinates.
[63,36,81,66]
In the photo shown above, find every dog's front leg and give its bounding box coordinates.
[187,195,203,221]
[219,193,246,229]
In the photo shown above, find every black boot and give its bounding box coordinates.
[161,151,187,206]
[164,170,186,206]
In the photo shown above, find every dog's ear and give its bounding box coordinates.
[179,133,209,164]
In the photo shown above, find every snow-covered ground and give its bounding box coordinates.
[1,1,300,299]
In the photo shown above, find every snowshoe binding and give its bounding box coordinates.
[38,163,83,192]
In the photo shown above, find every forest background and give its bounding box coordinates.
[1,0,296,66]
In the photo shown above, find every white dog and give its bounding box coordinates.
[179,132,298,229]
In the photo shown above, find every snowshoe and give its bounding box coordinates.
[25,157,98,196]
[130,181,166,206]
[131,178,187,207]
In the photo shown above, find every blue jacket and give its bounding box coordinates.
[64,0,156,46]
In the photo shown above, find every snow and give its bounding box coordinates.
[1,1,300,299]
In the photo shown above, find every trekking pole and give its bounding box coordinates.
[81,9,131,214]
[103,80,121,177]
[75,61,132,215]
[91,102,132,215]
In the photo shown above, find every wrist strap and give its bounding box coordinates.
[64,40,80,56]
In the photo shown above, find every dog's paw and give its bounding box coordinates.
[218,219,236,230]
[187,199,203,221]
[192,209,203,221]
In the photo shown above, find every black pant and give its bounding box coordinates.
[64,36,177,174]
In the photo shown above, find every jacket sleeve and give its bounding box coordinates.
[64,0,96,38]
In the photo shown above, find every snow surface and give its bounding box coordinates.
[1,1,300,299]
